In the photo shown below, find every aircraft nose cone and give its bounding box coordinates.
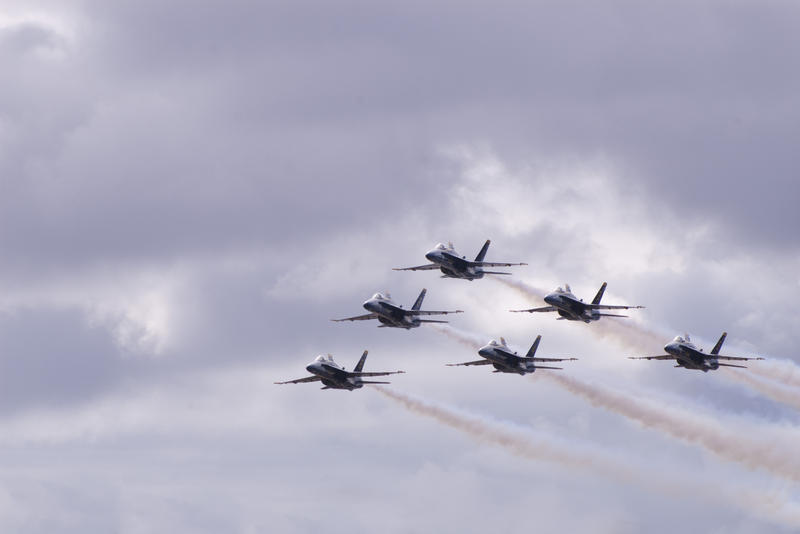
[544,294,557,305]
[305,364,315,373]
[363,300,378,312]
[425,251,437,262]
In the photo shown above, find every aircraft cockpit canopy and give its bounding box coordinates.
[371,292,387,300]
[435,242,451,251]
[488,339,500,346]
[672,336,685,344]
[314,355,327,362]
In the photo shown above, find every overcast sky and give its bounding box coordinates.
[1,1,799,532]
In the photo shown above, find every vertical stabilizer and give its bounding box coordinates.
[412,289,427,310]
[474,239,491,262]
[592,282,608,305]
[526,335,542,358]
[354,350,368,372]
[711,332,727,355]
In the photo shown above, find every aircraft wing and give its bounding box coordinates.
[471,261,528,267]
[628,355,675,360]
[715,355,764,361]
[509,306,557,313]
[586,304,645,310]
[349,371,405,377]
[274,376,323,385]
[446,360,493,367]
[521,357,577,362]
[406,309,464,316]
[331,313,378,322]
[392,264,439,271]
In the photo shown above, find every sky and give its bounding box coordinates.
[1,1,799,532]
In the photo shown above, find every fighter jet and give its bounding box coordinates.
[332,288,463,329]
[393,240,527,280]
[510,282,644,323]
[446,335,577,375]
[628,332,764,372]
[274,351,404,390]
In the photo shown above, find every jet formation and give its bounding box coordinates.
[510,282,644,323]
[278,239,765,390]
[275,351,404,390]
[628,332,763,372]
[447,335,577,375]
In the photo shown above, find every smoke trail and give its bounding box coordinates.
[490,275,547,300]
[376,387,800,528]
[748,358,800,389]
[543,373,800,482]
[723,370,800,411]
[432,324,485,350]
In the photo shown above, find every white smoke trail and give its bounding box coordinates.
[490,275,548,301]
[747,358,800,389]
[722,370,800,411]
[432,324,486,350]
[376,387,800,528]
[543,373,800,482]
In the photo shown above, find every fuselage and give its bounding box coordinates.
[362,296,420,329]
[544,290,598,322]
[663,340,719,372]
[425,246,483,280]
[478,342,535,375]
[305,357,362,389]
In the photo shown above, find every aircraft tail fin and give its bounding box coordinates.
[353,350,368,372]
[525,335,542,358]
[591,282,607,305]
[711,332,727,355]
[474,240,491,262]
[412,289,427,311]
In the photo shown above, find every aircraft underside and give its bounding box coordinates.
[377,315,416,329]
[440,266,481,280]
[320,378,358,390]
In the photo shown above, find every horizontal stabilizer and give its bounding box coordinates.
[596,313,629,318]
[628,355,675,360]
[481,271,513,275]
[534,365,563,370]
[716,363,748,369]
[417,319,450,324]
[360,380,393,384]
